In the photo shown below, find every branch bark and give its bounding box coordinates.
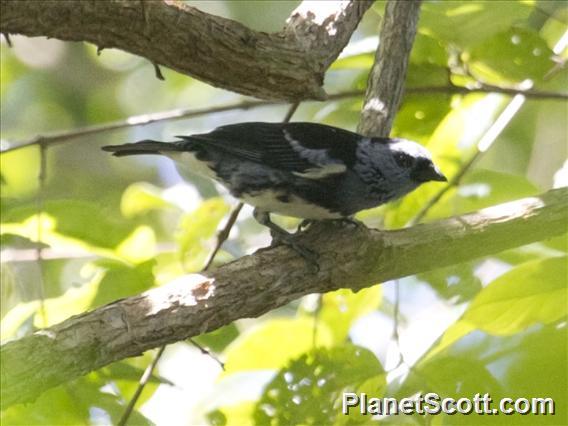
[2,187,567,408]
[0,0,373,101]
[358,0,421,136]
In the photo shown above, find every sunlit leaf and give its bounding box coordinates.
[411,33,448,67]
[90,259,155,307]
[428,256,567,358]
[177,197,230,270]
[116,225,156,264]
[2,200,134,249]
[1,300,40,342]
[0,147,39,197]
[223,318,333,376]
[305,287,382,343]
[461,256,567,334]
[425,169,539,220]
[120,182,175,218]
[467,28,555,84]
[33,274,101,328]
[194,323,240,353]
[419,1,532,48]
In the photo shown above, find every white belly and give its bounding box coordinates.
[240,190,341,219]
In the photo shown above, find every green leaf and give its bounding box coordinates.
[193,323,240,353]
[2,200,134,249]
[420,1,532,48]
[223,318,334,375]
[120,182,175,217]
[392,95,452,141]
[177,197,230,270]
[102,361,173,385]
[253,345,384,425]
[33,277,100,328]
[418,262,482,303]
[410,355,504,401]
[0,147,40,198]
[411,33,448,67]
[313,287,382,343]
[426,169,539,220]
[467,28,555,84]
[90,259,156,307]
[1,300,40,342]
[115,225,156,264]
[428,256,567,358]
[462,256,567,334]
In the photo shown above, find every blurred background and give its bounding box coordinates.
[1,1,567,424]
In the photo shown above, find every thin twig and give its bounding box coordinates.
[117,345,166,426]
[188,339,225,370]
[202,202,243,271]
[1,99,277,154]
[282,101,301,123]
[2,32,12,47]
[406,83,567,100]
[152,63,165,81]
[389,280,406,371]
[2,85,565,154]
[35,142,48,327]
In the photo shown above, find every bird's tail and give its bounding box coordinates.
[101,140,183,157]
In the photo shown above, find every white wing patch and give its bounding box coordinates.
[283,129,346,179]
[292,164,347,179]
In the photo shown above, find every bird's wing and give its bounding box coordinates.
[177,122,361,178]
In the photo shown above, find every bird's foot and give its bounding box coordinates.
[336,217,365,229]
[253,209,319,273]
[270,230,320,273]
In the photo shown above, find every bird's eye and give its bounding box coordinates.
[394,153,414,169]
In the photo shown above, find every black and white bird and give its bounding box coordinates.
[103,122,446,261]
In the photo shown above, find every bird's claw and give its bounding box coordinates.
[270,231,320,273]
[297,219,314,232]
[337,217,364,229]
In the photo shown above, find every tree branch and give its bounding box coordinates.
[2,187,567,408]
[358,0,421,137]
[0,0,373,101]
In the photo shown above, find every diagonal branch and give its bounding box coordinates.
[0,0,373,101]
[2,187,567,408]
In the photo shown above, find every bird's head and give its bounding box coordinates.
[356,137,447,198]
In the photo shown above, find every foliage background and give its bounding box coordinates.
[1,1,567,425]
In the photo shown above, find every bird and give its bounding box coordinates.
[102,122,446,266]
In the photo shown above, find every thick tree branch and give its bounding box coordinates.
[2,187,567,408]
[358,0,421,136]
[0,0,373,101]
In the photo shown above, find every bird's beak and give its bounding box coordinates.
[413,162,447,182]
[430,164,447,182]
